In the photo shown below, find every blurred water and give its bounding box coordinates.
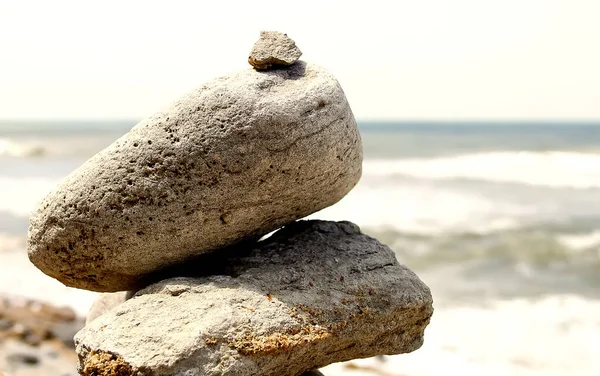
[1,120,600,375]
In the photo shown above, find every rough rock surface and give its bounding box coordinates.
[28,62,363,292]
[249,31,302,70]
[75,220,433,376]
[85,292,132,325]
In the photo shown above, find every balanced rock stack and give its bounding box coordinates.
[27,31,433,376]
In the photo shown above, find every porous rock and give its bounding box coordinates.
[75,220,433,376]
[28,62,362,292]
[249,31,302,70]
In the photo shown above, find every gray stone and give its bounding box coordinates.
[75,220,433,376]
[28,62,363,292]
[85,292,132,325]
[249,31,302,70]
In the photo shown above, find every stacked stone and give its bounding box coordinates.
[27,32,433,376]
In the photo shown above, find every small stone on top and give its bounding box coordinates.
[248,31,302,70]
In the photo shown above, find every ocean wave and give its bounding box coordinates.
[557,230,600,251]
[365,226,600,267]
[357,225,600,296]
[363,151,600,188]
[5,157,600,236]
[0,133,119,159]
[311,180,539,235]
[0,138,46,157]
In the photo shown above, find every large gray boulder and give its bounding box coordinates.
[75,221,433,376]
[28,62,362,292]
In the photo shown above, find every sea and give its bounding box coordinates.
[1,121,599,375]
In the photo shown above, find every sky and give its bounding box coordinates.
[0,0,599,121]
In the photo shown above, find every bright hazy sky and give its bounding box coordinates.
[1,0,599,121]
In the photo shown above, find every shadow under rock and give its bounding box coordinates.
[260,60,307,80]
[140,220,332,288]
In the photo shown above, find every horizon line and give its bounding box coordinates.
[2,118,600,124]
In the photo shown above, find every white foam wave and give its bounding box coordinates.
[364,151,600,188]
[558,231,600,250]
[0,138,46,157]
[0,177,56,217]
[1,162,537,234]
[2,151,598,234]
[311,179,536,235]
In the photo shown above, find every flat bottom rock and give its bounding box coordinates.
[75,220,433,376]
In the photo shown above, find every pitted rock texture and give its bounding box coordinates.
[249,31,302,70]
[75,220,433,376]
[27,62,362,292]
